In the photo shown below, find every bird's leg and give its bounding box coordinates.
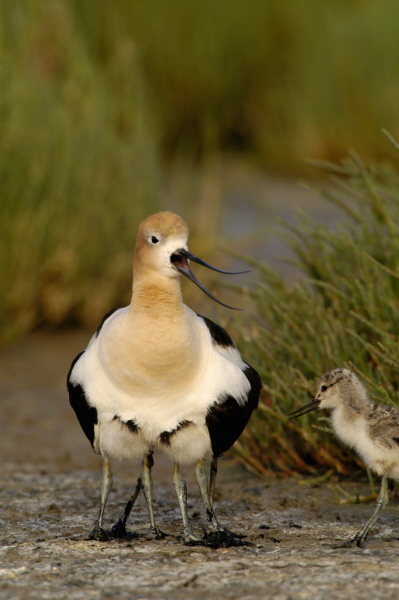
[195,458,222,532]
[195,458,248,547]
[209,456,218,506]
[110,476,142,538]
[172,462,203,545]
[89,454,113,541]
[341,476,389,548]
[141,452,165,539]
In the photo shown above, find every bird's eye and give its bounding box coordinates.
[321,385,328,392]
[150,235,159,245]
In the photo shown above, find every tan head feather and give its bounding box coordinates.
[137,211,189,243]
[133,211,189,281]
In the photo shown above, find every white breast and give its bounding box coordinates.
[332,407,399,478]
[69,309,250,443]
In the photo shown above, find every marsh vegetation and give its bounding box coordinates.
[2,1,399,475]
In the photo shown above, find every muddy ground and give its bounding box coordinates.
[1,330,399,600]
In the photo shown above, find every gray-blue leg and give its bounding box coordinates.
[343,475,389,547]
[141,452,165,539]
[195,459,221,532]
[209,456,218,506]
[195,458,249,547]
[89,454,113,540]
[173,462,203,545]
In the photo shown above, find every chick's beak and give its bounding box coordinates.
[170,248,249,310]
[287,398,320,420]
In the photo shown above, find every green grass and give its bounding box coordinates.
[0,2,159,342]
[236,151,399,475]
[10,0,399,172]
[98,0,399,171]
[3,0,399,344]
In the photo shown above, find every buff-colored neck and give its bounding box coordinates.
[130,264,184,318]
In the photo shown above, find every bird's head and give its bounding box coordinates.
[288,368,360,419]
[134,211,248,309]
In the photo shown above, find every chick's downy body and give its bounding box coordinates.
[290,367,399,547]
[316,369,399,480]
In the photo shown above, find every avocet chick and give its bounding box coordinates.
[289,368,399,547]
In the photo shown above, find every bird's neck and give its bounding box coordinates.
[345,385,373,414]
[331,385,372,431]
[331,404,366,451]
[130,271,184,316]
[331,394,368,436]
[101,271,199,392]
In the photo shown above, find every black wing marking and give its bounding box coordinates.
[96,307,119,337]
[67,351,98,448]
[206,365,261,457]
[113,416,139,434]
[159,420,193,446]
[197,314,235,348]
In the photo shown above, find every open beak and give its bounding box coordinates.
[171,248,249,310]
[287,398,320,420]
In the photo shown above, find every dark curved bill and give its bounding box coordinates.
[171,249,245,310]
[178,249,251,275]
[287,398,320,420]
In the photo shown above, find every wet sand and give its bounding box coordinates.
[1,331,399,600]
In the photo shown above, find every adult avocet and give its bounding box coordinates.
[67,211,261,546]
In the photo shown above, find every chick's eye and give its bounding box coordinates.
[321,385,328,392]
[150,235,159,244]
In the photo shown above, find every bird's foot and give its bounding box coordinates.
[332,532,367,549]
[203,528,253,548]
[145,526,167,541]
[88,526,110,542]
[183,533,209,547]
[109,519,128,538]
[108,519,140,540]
